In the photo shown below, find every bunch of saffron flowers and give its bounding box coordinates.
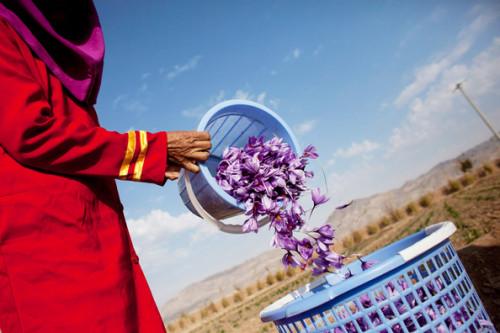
[216,136,345,275]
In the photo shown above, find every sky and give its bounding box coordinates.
[93,0,500,306]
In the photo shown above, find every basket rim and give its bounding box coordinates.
[259,221,457,322]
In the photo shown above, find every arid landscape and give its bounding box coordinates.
[163,154,500,332]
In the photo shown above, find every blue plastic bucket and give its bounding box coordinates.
[260,222,496,332]
[178,100,300,232]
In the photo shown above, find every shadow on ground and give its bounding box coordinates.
[458,244,500,330]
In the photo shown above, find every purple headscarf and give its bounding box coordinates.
[0,0,104,104]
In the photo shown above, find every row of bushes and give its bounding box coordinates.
[342,160,498,249]
[166,266,302,332]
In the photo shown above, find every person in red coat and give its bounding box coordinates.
[0,1,211,332]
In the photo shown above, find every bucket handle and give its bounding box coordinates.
[184,171,271,234]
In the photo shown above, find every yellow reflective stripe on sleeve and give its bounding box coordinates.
[132,131,149,181]
[119,131,136,180]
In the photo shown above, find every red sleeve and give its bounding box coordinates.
[0,18,167,185]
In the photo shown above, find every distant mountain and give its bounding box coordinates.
[160,136,500,322]
[326,136,500,239]
[160,249,284,322]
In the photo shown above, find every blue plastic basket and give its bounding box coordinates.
[177,99,300,234]
[260,222,496,332]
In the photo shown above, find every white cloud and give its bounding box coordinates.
[268,99,280,110]
[232,90,268,105]
[296,119,317,135]
[166,55,202,80]
[325,159,336,168]
[313,44,324,56]
[112,94,127,110]
[284,48,301,62]
[324,159,389,211]
[388,34,500,154]
[181,104,205,118]
[112,94,148,114]
[234,89,250,100]
[393,8,499,108]
[126,209,218,271]
[335,140,381,158]
[181,90,270,119]
[257,92,266,104]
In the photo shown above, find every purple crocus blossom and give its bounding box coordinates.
[216,136,340,275]
[282,251,303,269]
[311,187,329,206]
[359,257,379,271]
[297,238,314,261]
[303,144,319,159]
[241,215,258,233]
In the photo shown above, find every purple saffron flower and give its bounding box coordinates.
[282,251,303,269]
[216,136,350,274]
[241,215,258,233]
[303,144,318,159]
[325,251,344,269]
[243,152,261,174]
[313,224,335,239]
[311,188,329,206]
[359,257,379,271]
[479,319,494,328]
[310,187,330,218]
[297,238,314,261]
[222,146,241,161]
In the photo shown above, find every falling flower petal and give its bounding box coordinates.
[336,200,353,210]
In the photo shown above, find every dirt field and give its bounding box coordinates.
[166,165,500,332]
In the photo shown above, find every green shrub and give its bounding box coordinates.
[286,266,297,277]
[458,158,473,173]
[391,209,405,222]
[483,163,493,174]
[266,273,275,286]
[461,173,474,186]
[256,280,264,291]
[447,179,462,194]
[233,291,243,303]
[406,202,418,215]
[379,216,392,228]
[418,195,432,208]
[342,235,354,248]
[208,301,218,313]
[200,307,208,319]
[275,270,286,282]
[221,297,230,308]
[366,222,380,235]
[352,230,363,244]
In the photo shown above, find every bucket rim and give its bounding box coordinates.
[196,99,302,213]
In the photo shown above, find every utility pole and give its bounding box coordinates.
[455,82,500,141]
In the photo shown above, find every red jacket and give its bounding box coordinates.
[0,18,168,332]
